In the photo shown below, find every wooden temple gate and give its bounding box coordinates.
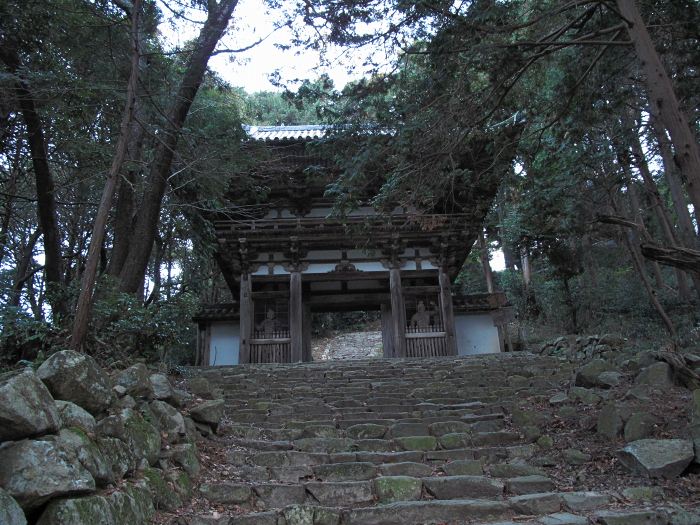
[195,124,516,365]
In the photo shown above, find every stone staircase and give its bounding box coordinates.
[186,354,667,525]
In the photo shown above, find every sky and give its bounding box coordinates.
[159,0,366,93]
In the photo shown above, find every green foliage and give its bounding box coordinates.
[90,279,200,366]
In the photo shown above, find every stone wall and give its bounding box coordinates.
[0,351,221,525]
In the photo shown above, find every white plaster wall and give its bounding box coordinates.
[455,313,501,355]
[209,322,240,366]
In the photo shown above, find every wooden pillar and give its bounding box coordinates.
[290,271,303,362]
[239,273,252,364]
[389,267,407,357]
[381,303,394,358]
[302,303,312,362]
[439,266,457,355]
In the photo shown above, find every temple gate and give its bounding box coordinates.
[194,125,515,365]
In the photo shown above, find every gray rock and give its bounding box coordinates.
[621,486,664,501]
[0,369,60,441]
[597,371,623,388]
[313,462,377,481]
[106,485,155,524]
[617,439,694,478]
[505,475,555,495]
[304,481,373,506]
[594,509,665,525]
[373,476,422,503]
[190,399,224,431]
[510,492,561,514]
[635,362,673,388]
[539,513,588,525]
[96,408,160,466]
[188,377,214,399]
[559,491,611,511]
[141,467,182,511]
[37,350,112,415]
[253,483,306,509]
[549,392,569,405]
[423,475,503,499]
[563,448,591,465]
[575,359,614,388]
[597,403,623,440]
[569,387,601,405]
[624,412,658,442]
[149,400,186,443]
[36,494,115,525]
[170,443,200,478]
[115,363,153,399]
[149,373,174,400]
[55,400,96,433]
[442,459,483,476]
[199,482,252,504]
[55,428,113,486]
[96,436,135,480]
[0,487,26,525]
[0,438,95,510]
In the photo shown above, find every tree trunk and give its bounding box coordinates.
[649,114,698,248]
[118,0,240,293]
[478,231,495,293]
[610,191,678,342]
[10,229,41,307]
[0,49,66,320]
[628,126,693,301]
[71,0,142,350]
[616,0,700,216]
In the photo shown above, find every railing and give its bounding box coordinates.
[405,325,449,358]
[250,330,291,363]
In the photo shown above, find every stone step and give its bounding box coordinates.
[200,475,561,509]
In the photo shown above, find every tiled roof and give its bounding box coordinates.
[243,124,333,142]
[192,303,239,321]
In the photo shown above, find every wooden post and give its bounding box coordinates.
[439,266,457,355]
[302,303,312,362]
[389,267,407,357]
[290,271,303,362]
[239,273,252,364]
[381,303,394,358]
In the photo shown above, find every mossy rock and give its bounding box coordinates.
[346,424,387,440]
[438,432,471,450]
[37,495,115,525]
[142,467,182,511]
[394,436,437,451]
[373,476,423,503]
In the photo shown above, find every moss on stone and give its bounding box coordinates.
[142,467,182,511]
[395,436,438,451]
[374,476,423,503]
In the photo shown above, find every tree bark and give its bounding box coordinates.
[610,191,678,341]
[71,0,142,350]
[0,49,66,320]
[118,0,240,293]
[10,229,41,307]
[616,0,700,216]
[478,231,495,293]
[649,114,698,248]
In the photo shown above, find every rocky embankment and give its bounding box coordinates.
[0,351,224,524]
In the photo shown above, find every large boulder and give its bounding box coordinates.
[96,408,160,466]
[96,435,135,481]
[36,495,115,525]
[575,359,615,388]
[149,400,186,443]
[56,428,113,486]
[635,362,673,388]
[115,364,153,399]
[37,350,112,415]
[149,373,174,401]
[190,399,224,432]
[617,439,694,478]
[0,487,26,525]
[0,438,95,510]
[55,400,96,433]
[0,369,60,442]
